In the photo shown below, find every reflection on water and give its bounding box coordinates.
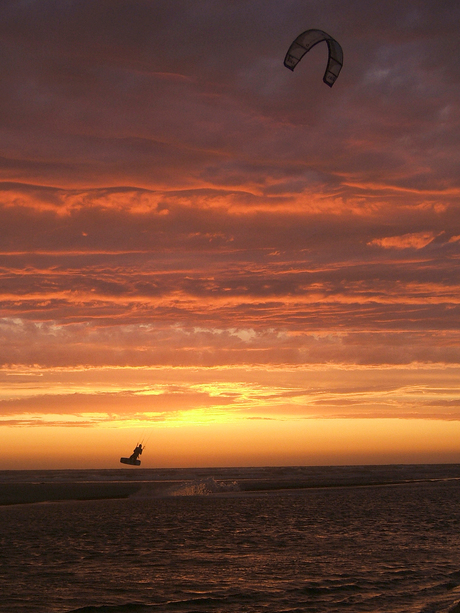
[1,469,460,612]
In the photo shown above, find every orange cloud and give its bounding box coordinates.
[1,1,460,466]
[368,232,438,249]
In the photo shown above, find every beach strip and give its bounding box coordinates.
[0,482,143,506]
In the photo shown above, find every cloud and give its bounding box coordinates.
[2,318,460,368]
[0,1,459,430]
[2,362,460,425]
[368,232,438,249]
[0,0,458,194]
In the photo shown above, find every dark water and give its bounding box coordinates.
[2,469,460,612]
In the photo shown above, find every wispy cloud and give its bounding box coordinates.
[0,1,459,451]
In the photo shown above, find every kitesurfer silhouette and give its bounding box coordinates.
[130,443,143,461]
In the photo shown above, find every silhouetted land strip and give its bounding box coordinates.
[236,475,460,493]
[0,482,142,506]
[1,464,460,506]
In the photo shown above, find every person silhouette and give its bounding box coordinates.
[130,443,143,461]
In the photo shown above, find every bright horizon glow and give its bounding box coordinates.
[3,417,460,470]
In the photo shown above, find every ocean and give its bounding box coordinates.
[2,465,460,613]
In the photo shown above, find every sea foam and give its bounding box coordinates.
[131,476,240,498]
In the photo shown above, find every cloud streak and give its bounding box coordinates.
[0,0,459,446]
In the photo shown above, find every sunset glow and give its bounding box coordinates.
[1,1,459,468]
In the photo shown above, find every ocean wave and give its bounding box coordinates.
[67,604,154,612]
[131,477,240,498]
[166,477,240,496]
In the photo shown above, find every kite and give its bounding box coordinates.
[284,29,343,87]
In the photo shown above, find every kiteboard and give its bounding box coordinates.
[120,457,141,466]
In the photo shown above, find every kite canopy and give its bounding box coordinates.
[284,29,343,87]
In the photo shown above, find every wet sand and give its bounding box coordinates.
[0,482,143,506]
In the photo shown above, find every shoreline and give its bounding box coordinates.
[0,482,143,506]
[1,474,459,507]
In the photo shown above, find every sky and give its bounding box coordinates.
[0,0,459,469]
